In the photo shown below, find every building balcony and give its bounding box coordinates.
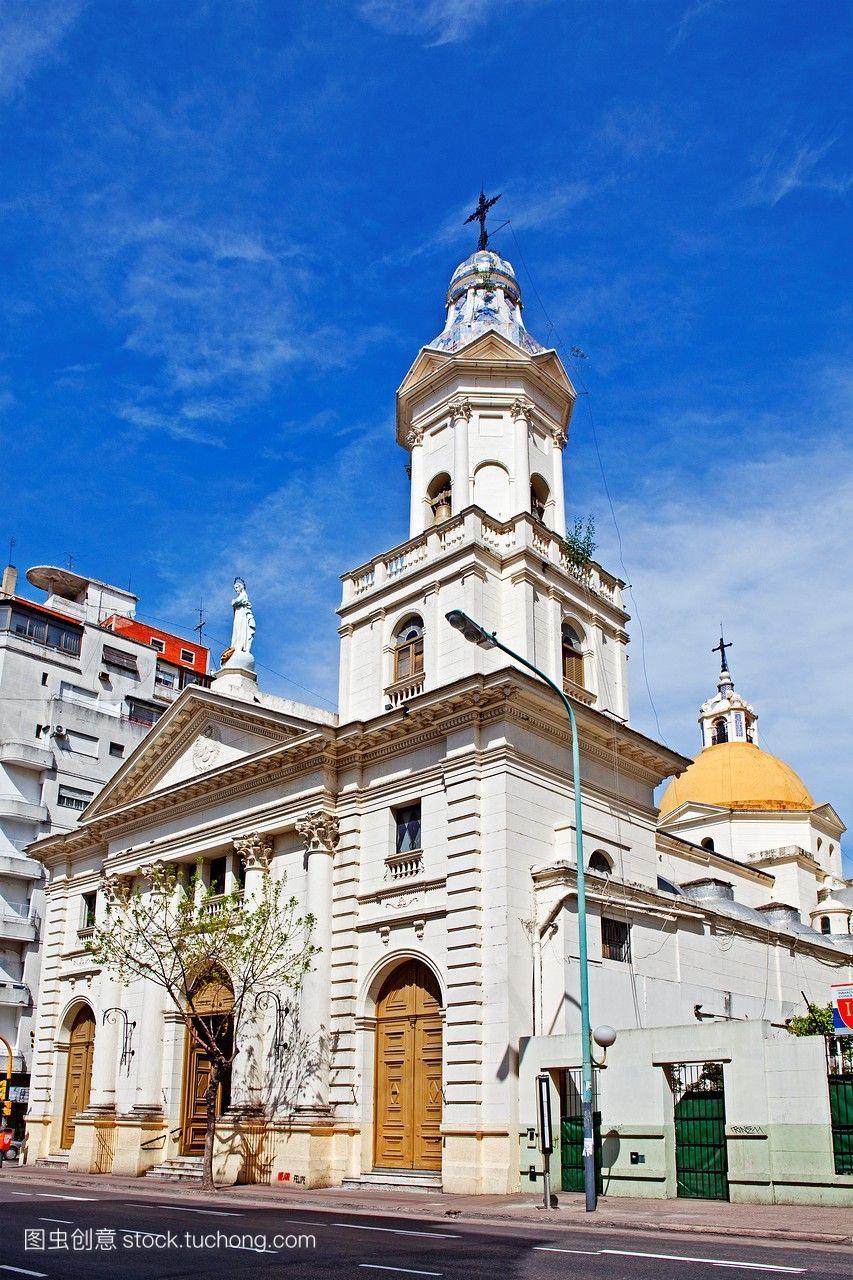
[384,672,425,709]
[562,676,596,707]
[0,982,31,1008]
[0,905,38,943]
[0,853,43,883]
[0,742,54,771]
[341,506,625,613]
[0,797,49,826]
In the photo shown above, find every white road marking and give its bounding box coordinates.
[151,1203,243,1217]
[1,1267,49,1278]
[600,1250,806,1273]
[359,1267,442,1278]
[38,1216,74,1224]
[10,1190,94,1200]
[533,1246,599,1256]
[29,1194,95,1202]
[334,1222,459,1239]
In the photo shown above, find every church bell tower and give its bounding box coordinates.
[338,198,631,726]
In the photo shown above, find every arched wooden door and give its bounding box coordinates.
[61,1006,96,1150]
[180,977,234,1156]
[374,960,442,1171]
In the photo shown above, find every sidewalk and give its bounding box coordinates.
[5,1164,851,1246]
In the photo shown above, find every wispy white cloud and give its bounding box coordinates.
[159,419,402,704]
[65,212,391,443]
[740,133,851,207]
[597,105,674,160]
[669,0,726,52]
[599,365,853,856]
[357,0,549,46]
[0,0,86,100]
[390,178,600,267]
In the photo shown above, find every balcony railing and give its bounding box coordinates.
[383,672,425,709]
[385,848,424,880]
[343,507,624,611]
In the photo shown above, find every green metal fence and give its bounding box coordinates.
[560,1067,602,1194]
[827,1036,853,1175]
[671,1061,729,1201]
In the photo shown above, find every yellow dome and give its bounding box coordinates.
[659,741,814,818]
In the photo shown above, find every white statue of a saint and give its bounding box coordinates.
[230,577,256,655]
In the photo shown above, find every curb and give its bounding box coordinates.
[7,1169,852,1248]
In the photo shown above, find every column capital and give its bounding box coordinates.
[510,395,534,422]
[448,396,473,422]
[233,831,274,872]
[296,811,340,855]
[406,425,424,447]
[549,422,567,448]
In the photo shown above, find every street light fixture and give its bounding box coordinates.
[445,608,599,1212]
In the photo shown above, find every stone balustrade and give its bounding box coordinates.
[342,507,624,611]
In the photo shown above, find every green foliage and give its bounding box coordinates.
[787,1002,834,1037]
[560,515,597,577]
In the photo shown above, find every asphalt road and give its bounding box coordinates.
[0,1177,849,1280]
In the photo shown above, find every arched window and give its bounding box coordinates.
[588,850,612,876]
[427,473,452,525]
[562,622,585,689]
[712,717,728,745]
[394,616,424,683]
[701,837,715,852]
[820,916,831,935]
[530,474,549,524]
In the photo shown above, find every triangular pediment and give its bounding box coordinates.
[397,347,452,399]
[85,688,313,818]
[659,799,729,827]
[812,802,846,833]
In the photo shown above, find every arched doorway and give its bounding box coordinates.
[180,975,234,1156]
[61,1005,96,1150]
[374,959,442,1171]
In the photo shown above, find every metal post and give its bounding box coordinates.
[453,619,596,1210]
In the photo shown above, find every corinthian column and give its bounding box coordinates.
[511,396,533,518]
[450,397,472,512]
[295,811,339,1113]
[233,831,273,903]
[407,426,425,536]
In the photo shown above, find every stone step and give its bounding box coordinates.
[145,1156,204,1182]
[342,1169,442,1193]
[36,1154,70,1168]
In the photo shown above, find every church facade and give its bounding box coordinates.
[24,241,853,1202]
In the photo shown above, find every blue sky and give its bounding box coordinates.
[2,1,851,861]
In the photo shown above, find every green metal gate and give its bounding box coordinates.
[827,1037,853,1175]
[560,1068,602,1194]
[671,1061,729,1201]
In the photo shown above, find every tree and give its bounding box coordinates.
[87,844,316,1190]
[787,1001,834,1038]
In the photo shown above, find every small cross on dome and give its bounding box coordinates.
[464,189,501,251]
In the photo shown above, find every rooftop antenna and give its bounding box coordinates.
[464,188,501,251]
[194,599,208,648]
[7,536,15,567]
[64,552,76,572]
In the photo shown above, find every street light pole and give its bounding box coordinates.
[445,610,597,1211]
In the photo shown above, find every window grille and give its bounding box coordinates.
[601,916,631,963]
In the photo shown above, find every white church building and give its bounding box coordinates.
[24,235,853,1203]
